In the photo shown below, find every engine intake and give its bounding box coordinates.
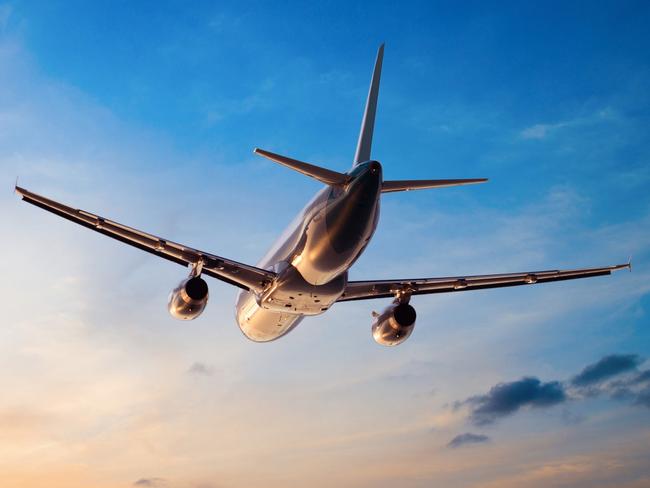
[168,276,209,320]
[372,301,416,346]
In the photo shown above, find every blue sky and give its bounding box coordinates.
[1,2,649,487]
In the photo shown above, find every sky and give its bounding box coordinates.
[1,1,650,487]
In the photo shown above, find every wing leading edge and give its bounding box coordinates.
[338,263,631,302]
[15,186,275,292]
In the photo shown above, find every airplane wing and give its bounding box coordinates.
[338,263,631,302]
[15,186,276,292]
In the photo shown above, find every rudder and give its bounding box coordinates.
[354,44,384,166]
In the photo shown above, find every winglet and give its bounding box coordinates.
[254,148,349,186]
[14,179,25,198]
[354,44,384,165]
[609,261,632,273]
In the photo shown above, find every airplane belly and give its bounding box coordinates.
[235,290,303,342]
[259,264,346,315]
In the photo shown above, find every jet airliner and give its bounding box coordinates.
[16,45,630,345]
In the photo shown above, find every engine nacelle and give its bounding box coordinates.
[168,277,209,320]
[372,301,416,346]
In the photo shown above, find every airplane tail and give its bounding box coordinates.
[354,44,384,166]
[255,45,488,193]
[355,44,488,193]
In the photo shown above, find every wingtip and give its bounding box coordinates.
[254,147,274,159]
[611,261,632,272]
[14,177,24,197]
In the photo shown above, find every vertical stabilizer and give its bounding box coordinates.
[354,44,384,165]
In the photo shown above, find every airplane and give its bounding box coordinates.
[15,44,630,346]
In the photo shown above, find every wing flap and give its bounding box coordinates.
[16,186,275,292]
[338,264,630,302]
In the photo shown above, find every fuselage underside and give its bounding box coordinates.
[235,161,382,341]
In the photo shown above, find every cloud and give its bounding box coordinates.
[463,377,566,426]
[632,370,650,384]
[612,369,650,387]
[571,354,642,387]
[187,362,215,376]
[0,5,648,488]
[575,365,650,407]
[447,432,490,448]
[520,123,562,139]
[635,387,650,408]
[133,479,166,487]
[519,108,619,139]
[606,369,650,406]
[453,355,650,430]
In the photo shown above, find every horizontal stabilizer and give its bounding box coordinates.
[254,148,349,186]
[382,178,488,193]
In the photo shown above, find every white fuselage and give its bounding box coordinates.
[235,161,382,341]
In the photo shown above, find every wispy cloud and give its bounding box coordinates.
[571,354,642,387]
[447,432,490,448]
[187,362,215,376]
[133,478,167,487]
[473,442,650,488]
[520,122,569,140]
[519,108,619,140]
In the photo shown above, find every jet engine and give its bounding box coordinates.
[168,276,209,320]
[371,300,416,346]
